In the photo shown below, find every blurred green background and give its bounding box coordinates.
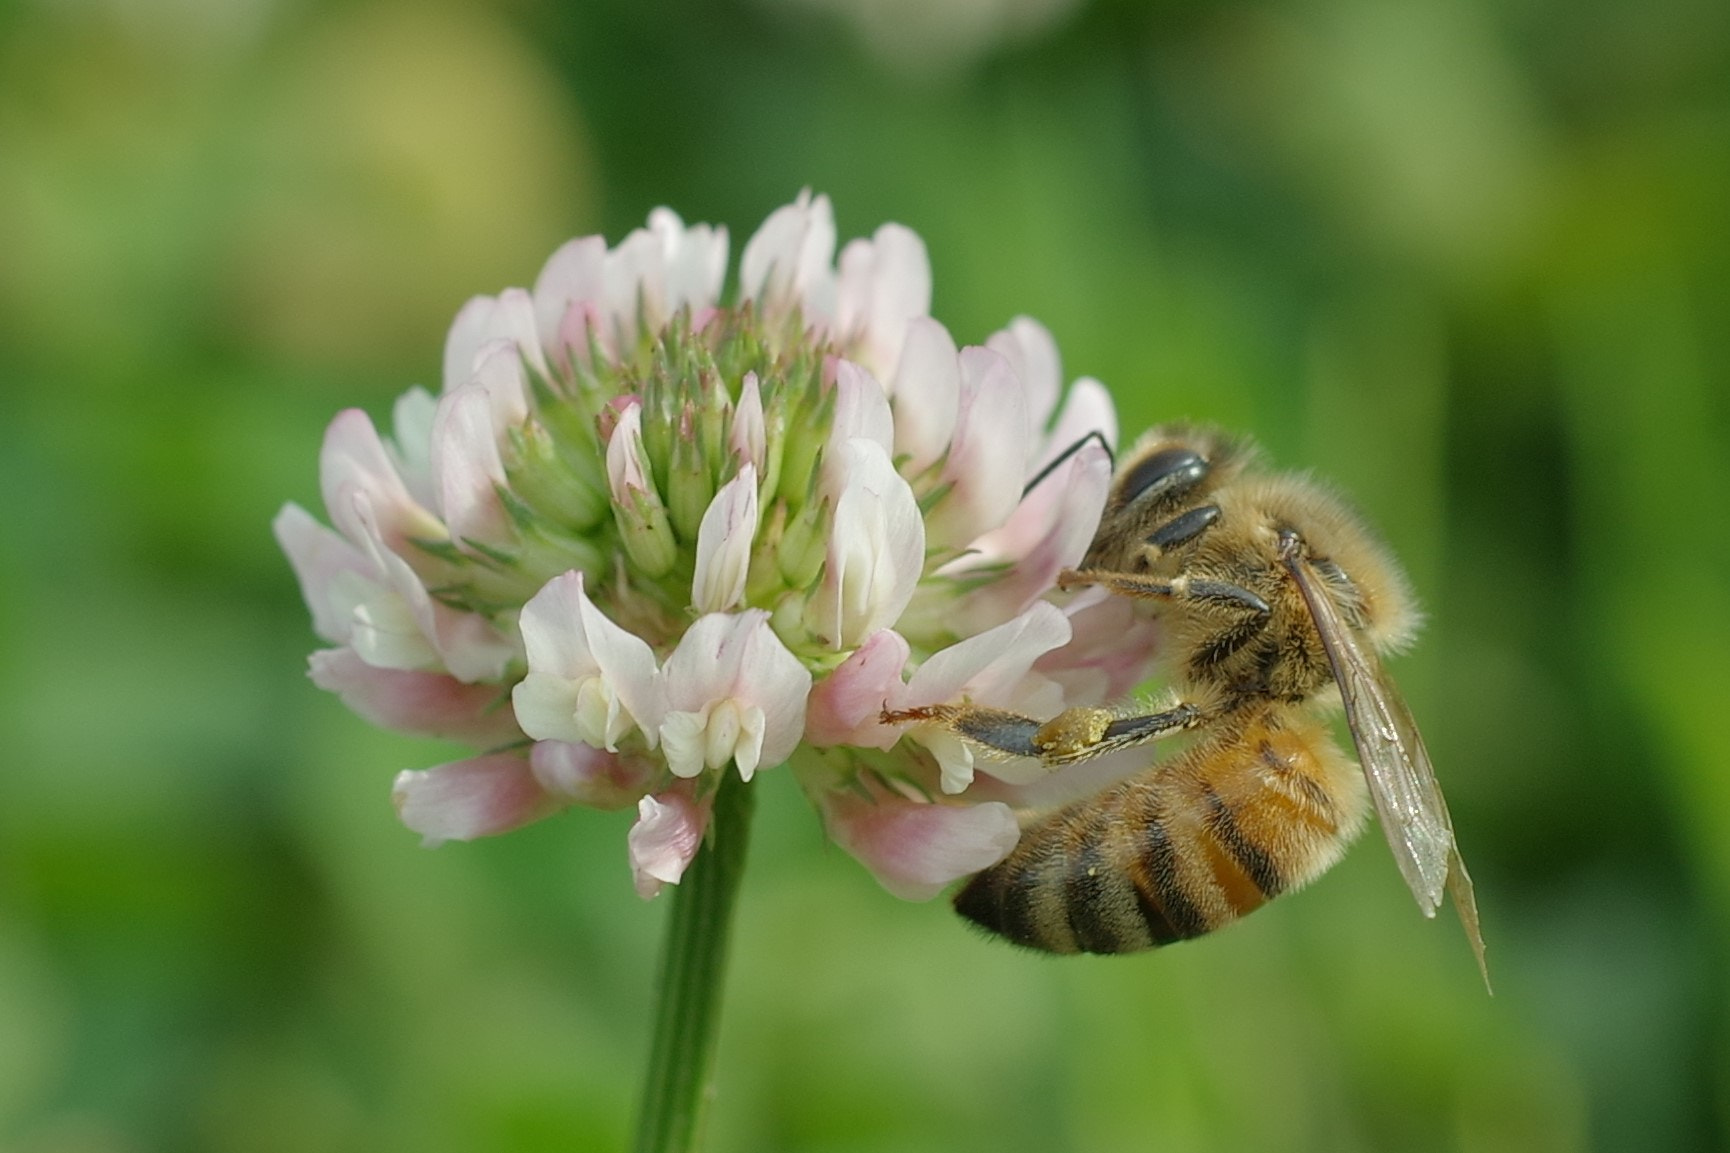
[2,0,1728,1149]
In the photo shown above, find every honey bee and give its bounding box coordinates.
[885,424,1488,985]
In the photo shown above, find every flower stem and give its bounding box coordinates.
[633,774,755,1153]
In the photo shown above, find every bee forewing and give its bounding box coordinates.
[1284,551,1455,913]
[1287,547,1489,985]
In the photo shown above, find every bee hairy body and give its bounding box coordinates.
[954,705,1367,954]
[889,423,1486,979]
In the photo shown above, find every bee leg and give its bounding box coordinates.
[1059,570,1272,621]
[881,700,1208,765]
[1144,504,1221,554]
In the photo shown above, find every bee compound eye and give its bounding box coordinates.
[1118,447,1208,505]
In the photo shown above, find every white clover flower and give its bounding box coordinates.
[279,192,1158,901]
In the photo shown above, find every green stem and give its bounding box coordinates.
[632,774,755,1153]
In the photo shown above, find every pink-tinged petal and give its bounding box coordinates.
[730,372,766,473]
[514,571,664,748]
[431,382,511,544]
[556,299,608,366]
[442,289,546,393]
[1034,586,1163,703]
[319,408,442,553]
[605,400,653,500]
[309,647,521,745]
[924,347,1031,549]
[949,440,1112,631]
[901,600,1072,711]
[274,503,370,644]
[805,629,911,748]
[966,439,1110,565]
[740,190,837,322]
[987,315,1062,438]
[629,790,712,899]
[1032,377,1118,478]
[533,236,607,360]
[392,753,560,848]
[529,741,658,811]
[835,223,932,381]
[692,465,760,614]
[889,317,961,475]
[807,439,926,649]
[821,786,1020,901]
[828,359,894,466]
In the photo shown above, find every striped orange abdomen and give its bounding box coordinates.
[954,709,1369,954]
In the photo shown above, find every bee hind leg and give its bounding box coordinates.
[881,700,1207,766]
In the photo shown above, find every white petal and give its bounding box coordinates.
[924,347,1030,549]
[740,190,837,322]
[388,387,440,509]
[605,224,667,336]
[1031,377,1118,478]
[829,359,895,464]
[392,753,558,847]
[835,222,931,381]
[987,315,1062,438]
[606,400,653,500]
[728,704,769,781]
[659,709,709,779]
[442,289,546,393]
[889,318,961,475]
[274,503,370,644]
[650,208,729,316]
[951,439,1112,631]
[925,728,980,795]
[734,619,812,771]
[808,439,925,648]
[332,486,503,680]
[442,295,497,396]
[659,612,811,776]
[319,408,442,553]
[730,372,766,473]
[510,671,587,745]
[902,600,1072,710]
[431,382,511,544]
[516,571,664,742]
[533,235,607,360]
[661,613,748,713]
[691,465,760,614]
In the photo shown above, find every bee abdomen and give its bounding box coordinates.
[954,716,1361,955]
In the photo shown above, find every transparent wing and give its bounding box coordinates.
[1284,544,1489,987]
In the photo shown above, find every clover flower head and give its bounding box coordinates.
[279,192,1157,901]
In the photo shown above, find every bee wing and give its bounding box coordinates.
[1285,548,1489,987]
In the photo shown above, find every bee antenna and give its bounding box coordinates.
[1022,430,1114,498]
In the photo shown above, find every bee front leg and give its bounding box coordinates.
[881,700,1207,766]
